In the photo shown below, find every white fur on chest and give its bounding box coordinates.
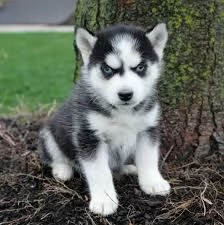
[87,104,160,152]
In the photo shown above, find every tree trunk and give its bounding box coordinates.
[74,0,224,157]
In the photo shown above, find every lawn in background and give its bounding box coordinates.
[0,32,75,114]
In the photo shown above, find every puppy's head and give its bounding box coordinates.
[76,24,168,109]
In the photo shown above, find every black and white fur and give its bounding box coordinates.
[38,23,171,216]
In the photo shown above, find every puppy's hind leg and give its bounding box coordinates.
[121,165,137,175]
[39,128,73,181]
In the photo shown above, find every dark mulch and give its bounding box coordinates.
[0,117,223,225]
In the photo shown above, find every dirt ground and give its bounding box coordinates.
[0,116,223,225]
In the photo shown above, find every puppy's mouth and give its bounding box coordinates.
[110,101,137,110]
[121,102,131,106]
[117,101,136,108]
[109,103,131,110]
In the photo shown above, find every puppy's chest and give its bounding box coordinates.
[88,112,149,149]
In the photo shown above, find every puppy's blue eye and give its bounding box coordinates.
[103,65,112,74]
[101,63,114,78]
[132,62,147,76]
[136,64,145,72]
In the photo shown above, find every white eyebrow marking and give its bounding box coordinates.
[112,35,141,68]
[105,53,121,69]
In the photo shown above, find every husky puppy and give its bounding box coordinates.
[38,23,171,216]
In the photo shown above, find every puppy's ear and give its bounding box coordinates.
[145,23,168,60]
[76,28,97,65]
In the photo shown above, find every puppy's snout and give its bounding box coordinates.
[118,91,133,102]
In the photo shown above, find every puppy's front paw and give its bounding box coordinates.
[140,177,171,196]
[89,194,118,216]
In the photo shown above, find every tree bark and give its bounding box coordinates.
[74,0,224,157]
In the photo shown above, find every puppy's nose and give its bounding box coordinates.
[118,91,133,102]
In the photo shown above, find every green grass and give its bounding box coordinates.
[0,32,75,115]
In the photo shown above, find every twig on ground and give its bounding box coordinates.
[169,161,198,171]
[0,130,16,147]
[85,208,97,225]
[200,181,212,216]
[0,215,31,225]
[160,144,174,169]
